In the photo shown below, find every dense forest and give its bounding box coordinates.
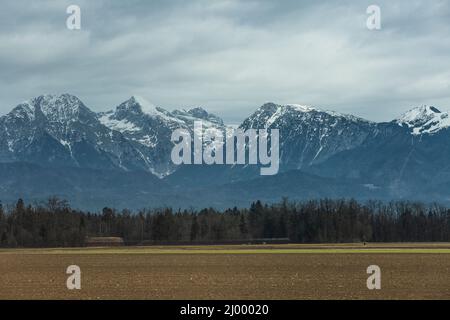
[0,197,449,247]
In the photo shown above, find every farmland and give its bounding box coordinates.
[0,243,449,299]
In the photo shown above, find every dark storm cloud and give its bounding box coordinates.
[0,0,449,123]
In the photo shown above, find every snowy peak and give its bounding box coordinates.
[7,94,94,123]
[238,102,377,171]
[396,105,450,135]
[0,93,147,172]
[172,107,224,126]
[257,102,337,115]
[255,102,315,115]
[112,96,187,124]
[187,107,209,119]
[243,102,370,129]
[35,94,92,120]
[115,96,163,117]
[8,101,36,121]
[285,103,317,113]
[398,105,441,123]
[131,95,157,112]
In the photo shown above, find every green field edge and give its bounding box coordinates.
[1,248,450,254]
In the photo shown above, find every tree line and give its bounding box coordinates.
[0,197,449,247]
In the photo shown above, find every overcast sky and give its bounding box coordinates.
[0,0,449,123]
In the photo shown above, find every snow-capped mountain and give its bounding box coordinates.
[98,96,187,176]
[395,105,450,135]
[240,102,378,171]
[98,96,227,176]
[307,105,450,198]
[2,94,450,210]
[0,94,150,171]
[0,94,227,177]
[167,102,382,189]
[171,107,224,127]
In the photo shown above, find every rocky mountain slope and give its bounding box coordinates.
[0,94,226,178]
[1,94,449,209]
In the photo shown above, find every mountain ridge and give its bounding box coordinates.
[1,94,450,210]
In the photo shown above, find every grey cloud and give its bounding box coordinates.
[0,0,449,124]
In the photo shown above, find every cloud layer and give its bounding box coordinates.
[0,0,449,123]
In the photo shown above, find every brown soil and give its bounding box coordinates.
[0,245,449,299]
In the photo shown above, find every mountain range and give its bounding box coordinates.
[1,94,450,210]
